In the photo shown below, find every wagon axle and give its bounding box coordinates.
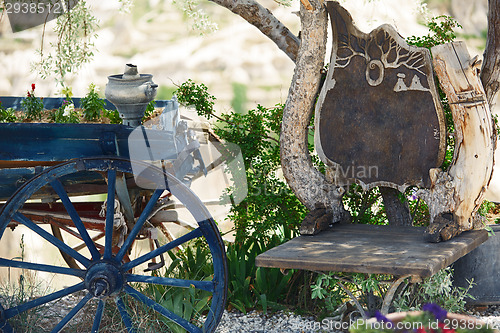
[85,260,125,298]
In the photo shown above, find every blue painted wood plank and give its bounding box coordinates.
[0,167,38,199]
[0,123,177,162]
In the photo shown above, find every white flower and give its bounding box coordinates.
[63,103,75,117]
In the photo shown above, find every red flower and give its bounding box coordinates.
[27,92,31,98]
[31,83,36,91]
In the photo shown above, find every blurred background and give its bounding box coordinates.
[0,0,490,111]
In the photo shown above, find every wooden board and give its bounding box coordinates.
[0,123,178,163]
[255,224,488,277]
[416,42,496,230]
[315,2,446,191]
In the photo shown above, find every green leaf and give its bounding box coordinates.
[194,296,210,314]
[259,294,267,314]
[230,300,247,314]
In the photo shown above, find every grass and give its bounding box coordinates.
[0,275,60,332]
[0,282,182,332]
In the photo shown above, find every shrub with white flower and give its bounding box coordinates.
[50,98,79,123]
[63,103,75,117]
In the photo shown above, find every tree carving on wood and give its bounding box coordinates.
[316,2,446,193]
[335,30,427,78]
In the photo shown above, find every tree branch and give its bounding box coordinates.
[209,0,300,62]
[280,0,346,214]
[481,0,500,107]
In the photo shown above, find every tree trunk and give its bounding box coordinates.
[280,0,349,234]
[209,0,300,62]
[380,187,412,226]
[481,0,500,107]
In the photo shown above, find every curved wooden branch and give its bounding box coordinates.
[418,43,495,237]
[481,0,500,107]
[280,0,347,228]
[209,0,300,62]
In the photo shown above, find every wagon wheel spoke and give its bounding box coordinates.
[50,292,92,333]
[125,285,202,333]
[50,224,80,270]
[0,258,85,278]
[0,302,14,333]
[104,169,116,260]
[91,300,105,333]
[116,188,164,262]
[13,212,91,267]
[156,222,182,251]
[115,296,136,333]
[123,227,203,271]
[3,283,85,321]
[126,274,214,292]
[51,222,105,252]
[50,179,101,260]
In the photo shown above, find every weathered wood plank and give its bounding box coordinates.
[0,123,178,163]
[417,42,496,232]
[255,224,488,277]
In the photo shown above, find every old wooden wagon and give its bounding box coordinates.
[0,97,227,332]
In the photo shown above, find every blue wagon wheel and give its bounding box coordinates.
[0,157,227,332]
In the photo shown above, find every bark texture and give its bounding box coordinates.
[481,0,500,107]
[280,0,349,234]
[379,187,412,226]
[418,42,495,239]
[209,0,300,62]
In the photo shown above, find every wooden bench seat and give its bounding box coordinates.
[256,223,488,278]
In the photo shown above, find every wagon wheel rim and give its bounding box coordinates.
[0,157,227,333]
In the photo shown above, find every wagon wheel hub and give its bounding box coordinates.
[85,261,125,298]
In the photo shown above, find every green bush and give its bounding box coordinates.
[406,16,462,49]
[103,109,122,124]
[142,241,213,332]
[175,81,308,313]
[80,83,106,121]
[0,102,17,123]
[393,267,474,313]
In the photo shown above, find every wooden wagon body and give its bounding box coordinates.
[0,98,227,333]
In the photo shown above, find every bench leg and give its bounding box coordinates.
[336,279,369,319]
[381,275,411,315]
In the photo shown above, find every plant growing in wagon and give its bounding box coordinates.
[20,84,44,121]
[49,100,80,124]
[48,87,80,123]
[80,83,106,121]
[0,102,17,123]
